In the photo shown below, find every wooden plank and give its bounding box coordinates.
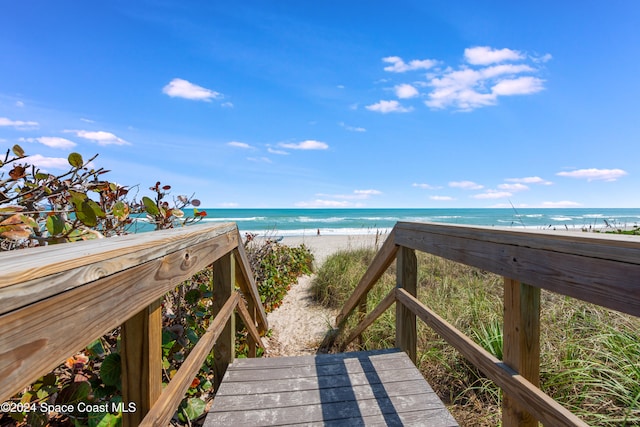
[213,253,235,392]
[396,246,417,363]
[236,296,264,351]
[0,223,238,314]
[0,231,237,402]
[395,288,588,427]
[336,229,398,325]
[394,222,640,316]
[503,278,540,427]
[120,299,163,427]
[140,292,239,427]
[344,288,396,349]
[233,234,268,332]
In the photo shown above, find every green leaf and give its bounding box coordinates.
[18,214,38,229]
[184,289,201,305]
[46,214,65,235]
[87,199,106,218]
[88,412,121,427]
[100,353,121,387]
[68,152,84,168]
[179,398,206,422]
[142,196,159,216]
[56,381,91,404]
[87,339,106,357]
[113,201,129,221]
[186,328,199,345]
[12,144,25,157]
[77,200,98,227]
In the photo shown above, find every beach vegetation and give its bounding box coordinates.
[312,248,640,426]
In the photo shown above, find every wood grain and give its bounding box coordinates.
[140,292,239,427]
[395,288,587,426]
[396,246,417,363]
[213,253,235,392]
[343,288,396,349]
[336,228,398,325]
[0,228,237,402]
[233,233,268,332]
[394,222,640,316]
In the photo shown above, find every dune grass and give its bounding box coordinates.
[311,248,640,426]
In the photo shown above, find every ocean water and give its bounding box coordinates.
[188,208,640,237]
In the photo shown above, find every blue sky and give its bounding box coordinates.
[1,1,639,208]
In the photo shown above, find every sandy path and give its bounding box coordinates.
[263,234,384,357]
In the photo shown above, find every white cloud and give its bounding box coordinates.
[67,130,129,146]
[395,83,419,99]
[27,154,70,170]
[295,199,351,208]
[556,168,628,182]
[19,136,76,149]
[15,101,24,108]
[221,102,234,108]
[492,76,545,96]
[247,157,272,163]
[339,122,366,132]
[430,195,454,201]
[316,189,382,200]
[464,46,524,65]
[80,118,95,123]
[354,189,382,197]
[227,141,252,149]
[162,78,222,101]
[279,140,328,150]
[383,56,438,73]
[0,117,39,129]
[506,176,552,185]
[472,190,512,199]
[413,183,441,190]
[366,100,413,113]
[449,180,484,190]
[219,202,239,207]
[267,147,289,155]
[498,183,529,192]
[542,200,582,208]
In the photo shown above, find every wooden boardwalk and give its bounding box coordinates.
[205,348,458,426]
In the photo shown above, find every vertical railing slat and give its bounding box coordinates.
[121,299,163,427]
[396,246,417,363]
[213,253,235,392]
[503,278,541,426]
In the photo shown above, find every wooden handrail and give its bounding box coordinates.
[337,221,640,427]
[0,223,268,425]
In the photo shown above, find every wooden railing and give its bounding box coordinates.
[0,223,268,427]
[337,221,640,427]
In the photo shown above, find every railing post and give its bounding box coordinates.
[356,295,367,348]
[503,278,540,427]
[396,246,417,363]
[121,299,163,427]
[213,253,235,392]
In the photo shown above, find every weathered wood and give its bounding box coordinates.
[0,223,238,314]
[121,299,163,427]
[213,252,235,392]
[395,288,587,426]
[336,229,398,325]
[394,221,640,316]
[396,246,417,363]
[356,294,367,347]
[343,288,396,349]
[236,296,264,351]
[206,348,458,427]
[140,292,239,427]
[233,236,268,332]
[0,229,237,402]
[503,278,541,427]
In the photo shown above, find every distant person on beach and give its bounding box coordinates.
[317,228,320,236]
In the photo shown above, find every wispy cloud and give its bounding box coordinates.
[556,168,628,182]
[430,195,454,201]
[449,180,484,190]
[267,147,289,155]
[227,141,252,149]
[295,199,351,208]
[219,202,239,207]
[0,117,39,129]
[472,190,512,199]
[497,183,528,192]
[27,154,70,170]
[339,122,366,132]
[247,156,272,163]
[542,200,582,208]
[66,130,130,146]
[383,56,438,73]
[413,183,442,190]
[19,136,76,149]
[506,176,552,185]
[395,84,419,99]
[366,100,413,113]
[316,189,382,200]
[279,140,328,150]
[80,118,95,123]
[464,46,524,65]
[162,78,222,102]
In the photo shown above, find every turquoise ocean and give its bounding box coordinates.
[188,208,640,237]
